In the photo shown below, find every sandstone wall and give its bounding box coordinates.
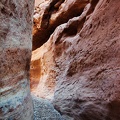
[31,0,90,100]
[31,0,120,119]
[0,0,34,119]
[35,0,45,7]
[32,0,89,50]
[53,0,120,119]
[30,42,56,99]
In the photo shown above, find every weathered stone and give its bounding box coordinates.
[0,0,34,119]
[53,0,120,119]
[32,0,89,50]
[31,0,120,119]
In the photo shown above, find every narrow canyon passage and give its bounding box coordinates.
[0,0,120,120]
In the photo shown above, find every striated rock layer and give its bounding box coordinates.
[0,0,34,119]
[31,0,120,119]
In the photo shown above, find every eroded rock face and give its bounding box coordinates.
[31,0,120,119]
[53,0,120,119]
[32,0,89,50]
[35,0,45,6]
[31,0,90,100]
[0,0,34,119]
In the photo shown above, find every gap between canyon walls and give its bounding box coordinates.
[31,0,120,119]
[30,0,99,100]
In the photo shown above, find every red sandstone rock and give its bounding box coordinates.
[32,0,89,50]
[0,0,34,119]
[30,41,56,99]
[31,0,120,119]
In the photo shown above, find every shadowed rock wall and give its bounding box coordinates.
[0,0,34,119]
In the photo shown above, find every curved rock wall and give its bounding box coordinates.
[53,0,120,119]
[31,0,90,100]
[0,0,34,119]
[31,0,120,119]
[32,0,89,50]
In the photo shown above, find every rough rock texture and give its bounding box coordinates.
[31,0,90,100]
[35,0,44,7]
[31,0,120,119]
[32,0,89,50]
[0,0,34,119]
[32,95,63,120]
[30,42,56,99]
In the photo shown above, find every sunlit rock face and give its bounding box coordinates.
[30,42,56,99]
[0,0,34,119]
[52,0,120,119]
[31,0,120,119]
[32,0,89,50]
[31,0,90,101]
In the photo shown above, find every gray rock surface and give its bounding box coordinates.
[32,95,64,120]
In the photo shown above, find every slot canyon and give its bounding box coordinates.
[0,0,120,120]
